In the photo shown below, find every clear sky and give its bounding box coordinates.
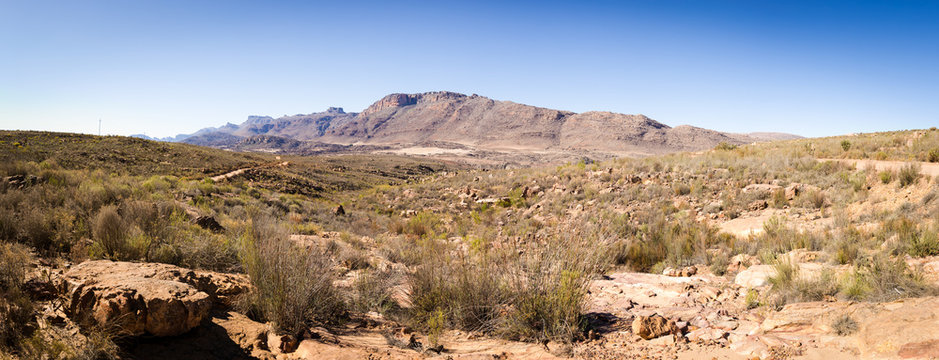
[1,0,937,138]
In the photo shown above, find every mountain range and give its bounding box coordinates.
[133,91,801,163]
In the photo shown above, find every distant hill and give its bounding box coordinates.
[137,91,799,160]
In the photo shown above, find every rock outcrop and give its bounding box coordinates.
[62,261,249,336]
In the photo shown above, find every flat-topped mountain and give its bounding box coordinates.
[154,91,798,161]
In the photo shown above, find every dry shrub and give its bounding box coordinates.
[850,253,936,302]
[808,190,827,209]
[91,205,145,260]
[238,215,345,335]
[408,233,600,343]
[899,163,921,187]
[409,247,509,334]
[378,236,422,266]
[350,268,400,315]
[766,260,838,307]
[498,238,598,342]
[831,314,858,336]
[879,170,894,184]
[0,242,34,352]
[620,216,722,272]
[405,212,441,238]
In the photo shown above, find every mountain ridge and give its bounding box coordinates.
[137,91,801,161]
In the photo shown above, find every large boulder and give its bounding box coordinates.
[62,261,248,336]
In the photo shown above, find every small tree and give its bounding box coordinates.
[841,140,852,152]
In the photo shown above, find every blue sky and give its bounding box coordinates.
[1,0,937,138]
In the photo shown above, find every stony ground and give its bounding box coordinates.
[24,247,939,360]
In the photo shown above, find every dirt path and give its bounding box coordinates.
[820,158,939,177]
[209,161,289,182]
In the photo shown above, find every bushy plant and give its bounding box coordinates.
[91,205,146,260]
[845,253,936,302]
[350,268,399,315]
[898,163,921,187]
[879,170,894,184]
[238,215,345,335]
[767,260,838,307]
[831,314,858,336]
[0,242,34,352]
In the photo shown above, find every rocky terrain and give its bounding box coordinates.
[2,129,939,359]
[136,91,800,165]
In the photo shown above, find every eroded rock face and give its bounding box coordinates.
[62,261,248,336]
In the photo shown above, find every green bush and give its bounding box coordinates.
[714,142,738,151]
[405,212,441,238]
[879,170,894,184]
[928,149,939,163]
[908,230,939,257]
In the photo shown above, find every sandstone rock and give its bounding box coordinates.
[697,286,721,301]
[66,275,210,336]
[748,200,768,211]
[779,248,821,264]
[742,184,782,196]
[728,254,756,273]
[632,314,680,340]
[663,266,697,277]
[648,334,677,347]
[857,297,939,359]
[62,260,246,336]
[268,333,300,354]
[686,327,728,343]
[734,265,777,288]
[729,336,770,358]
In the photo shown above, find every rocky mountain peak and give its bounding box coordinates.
[360,91,469,116]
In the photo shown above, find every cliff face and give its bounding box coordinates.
[182,91,758,157]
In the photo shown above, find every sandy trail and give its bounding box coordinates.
[209,161,289,182]
[820,158,939,177]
